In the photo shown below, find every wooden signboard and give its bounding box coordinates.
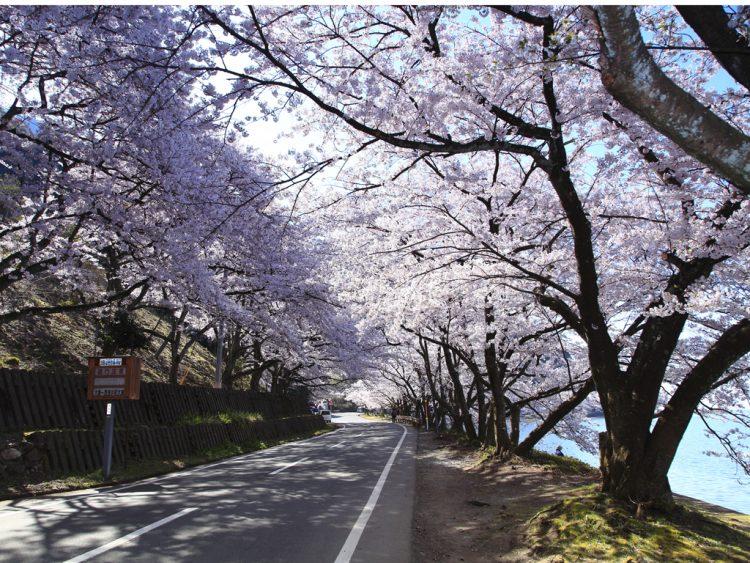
[87,356,141,400]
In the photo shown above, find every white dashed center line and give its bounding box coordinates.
[269,457,309,475]
[63,507,198,563]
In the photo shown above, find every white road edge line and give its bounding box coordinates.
[334,424,408,563]
[269,456,309,475]
[62,507,198,563]
[0,427,344,518]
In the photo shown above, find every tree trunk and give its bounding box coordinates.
[270,364,281,395]
[476,377,487,441]
[168,358,180,386]
[485,402,497,447]
[483,296,512,454]
[509,404,520,448]
[168,321,182,386]
[599,428,673,509]
[600,319,750,509]
[516,378,595,456]
[485,362,511,454]
[221,326,243,389]
[249,370,262,392]
[442,342,477,440]
[249,339,266,392]
[596,382,676,510]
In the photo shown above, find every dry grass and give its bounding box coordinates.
[0,283,216,385]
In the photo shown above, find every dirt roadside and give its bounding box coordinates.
[412,431,595,562]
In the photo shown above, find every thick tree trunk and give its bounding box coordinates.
[249,339,267,392]
[599,428,673,509]
[596,382,680,510]
[602,319,750,509]
[249,370,262,392]
[270,364,282,395]
[593,329,745,511]
[486,365,511,454]
[483,298,512,454]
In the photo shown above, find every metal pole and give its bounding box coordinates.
[214,319,224,389]
[102,402,115,480]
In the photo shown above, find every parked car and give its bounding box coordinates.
[320,409,332,423]
[356,407,363,413]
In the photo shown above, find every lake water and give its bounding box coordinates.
[520,416,750,514]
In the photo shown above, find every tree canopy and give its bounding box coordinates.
[1,5,748,509]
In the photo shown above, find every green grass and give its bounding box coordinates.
[177,409,264,425]
[0,426,334,500]
[525,449,599,476]
[527,488,750,562]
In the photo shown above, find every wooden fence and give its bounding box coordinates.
[0,369,308,432]
[23,415,325,476]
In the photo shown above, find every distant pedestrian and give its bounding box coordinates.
[555,445,564,457]
[390,407,397,423]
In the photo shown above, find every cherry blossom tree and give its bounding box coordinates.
[190,4,750,508]
[2,6,748,510]
[0,6,363,396]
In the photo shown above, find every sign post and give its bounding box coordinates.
[87,356,141,480]
[102,402,115,479]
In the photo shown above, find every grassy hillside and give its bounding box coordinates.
[0,288,216,385]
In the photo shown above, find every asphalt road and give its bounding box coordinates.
[0,413,415,563]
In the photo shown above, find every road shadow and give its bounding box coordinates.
[0,425,408,562]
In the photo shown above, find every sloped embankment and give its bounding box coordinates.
[412,432,750,562]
